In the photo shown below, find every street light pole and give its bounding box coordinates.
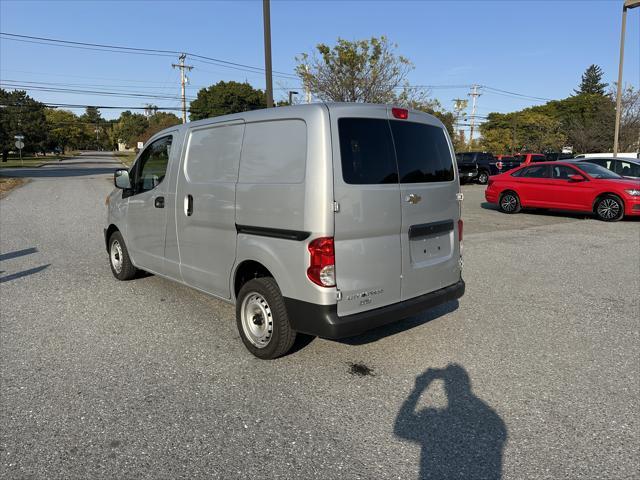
[613,0,640,157]
[263,0,274,108]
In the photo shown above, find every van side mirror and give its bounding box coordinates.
[568,174,585,182]
[114,169,131,189]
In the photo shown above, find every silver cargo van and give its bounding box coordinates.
[105,103,465,359]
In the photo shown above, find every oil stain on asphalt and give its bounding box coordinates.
[348,362,374,377]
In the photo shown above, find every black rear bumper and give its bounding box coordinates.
[284,280,465,339]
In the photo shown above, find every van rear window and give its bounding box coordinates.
[338,118,453,185]
[338,118,398,184]
[390,121,454,183]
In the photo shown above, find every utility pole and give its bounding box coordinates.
[467,84,481,151]
[263,0,274,107]
[288,91,299,105]
[172,53,193,123]
[613,0,640,157]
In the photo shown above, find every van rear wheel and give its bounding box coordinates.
[236,277,296,359]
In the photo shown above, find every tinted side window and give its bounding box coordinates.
[390,121,454,183]
[617,161,640,177]
[586,159,607,168]
[521,165,550,178]
[338,118,397,184]
[552,165,580,179]
[531,155,546,163]
[133,135,172,193]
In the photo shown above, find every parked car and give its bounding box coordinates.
[105,104,465,359]
[455,151,520,184]
[514,153,547,164]
[484,161,640,221]
[574,152,640,159]
[577,157,640,179]
[544,152,575,161]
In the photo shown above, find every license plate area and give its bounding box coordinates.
[408,221,453,265]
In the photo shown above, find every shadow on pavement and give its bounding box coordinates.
[394,364,507,480]
[481,202,592,220]
[0,264,50,284]
[0,247,38,262]
[338,300,459,346]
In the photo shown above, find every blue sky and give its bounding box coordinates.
[1,0,638,125]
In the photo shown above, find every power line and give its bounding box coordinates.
[0,32,298,79]
[0,82,196,101]
[481,85,553,102]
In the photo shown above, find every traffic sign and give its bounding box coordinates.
[15,140,24,150]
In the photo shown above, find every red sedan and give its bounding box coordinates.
[485,161,640,221]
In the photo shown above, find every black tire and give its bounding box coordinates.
[499,191,521,214]
[236,277,296,359]
[477,171,489,185]
[595,194,624,222]
[108,231,138,280]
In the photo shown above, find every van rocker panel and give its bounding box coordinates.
[284,279,464,339]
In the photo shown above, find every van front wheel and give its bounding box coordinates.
[108,231,138,280]
[236,278,296,359]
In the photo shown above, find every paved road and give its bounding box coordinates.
[1,153,639,479]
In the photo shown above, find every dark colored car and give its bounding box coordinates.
[455,151,520,185]
[514,153,547,164]
[484,161,640,221]
[545,152,575,161]
[577,157,640,179]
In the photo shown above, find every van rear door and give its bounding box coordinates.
[331,106,461,317]
[390,118,461,300]
[331,107,403,316]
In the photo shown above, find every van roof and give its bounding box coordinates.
[162,102,445,136]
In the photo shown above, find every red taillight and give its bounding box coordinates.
[457,219,463,243]
[307,237,335,287]
[391,107,409,119]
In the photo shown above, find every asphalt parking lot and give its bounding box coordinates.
[1,155,639,479]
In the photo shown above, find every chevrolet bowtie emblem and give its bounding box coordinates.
[405,193,422,204]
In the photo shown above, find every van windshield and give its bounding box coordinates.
[338,118,454,184]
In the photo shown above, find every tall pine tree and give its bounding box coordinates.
[574,65,608,95]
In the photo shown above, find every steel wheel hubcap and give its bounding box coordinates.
[501,195,517,211]
[240,292,273,348]
[598,199,620,219]
[110,240,123,273]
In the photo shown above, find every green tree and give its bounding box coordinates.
[0,89,48,161]
[189,81,266,121]
[44,109,86,152]
[480,109,565,154]
[113,111,149,149]
[295,36,412,103]
[80,106,112,150]
[139,112,181,144]
[574,64,608,96]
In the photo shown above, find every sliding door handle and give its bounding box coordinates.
[184,194,194,216]
[154,196,165,208]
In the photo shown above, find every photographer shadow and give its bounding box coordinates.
[394,364,507,480]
